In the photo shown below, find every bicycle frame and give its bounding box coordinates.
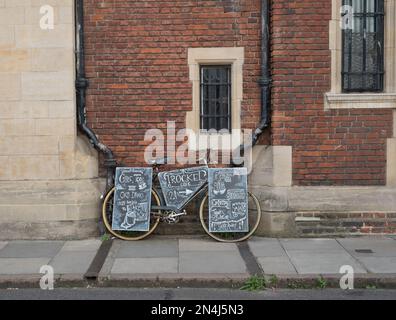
[150,166,209,215]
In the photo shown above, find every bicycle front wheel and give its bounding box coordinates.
[199,192,262,243]
[102,187,162,241]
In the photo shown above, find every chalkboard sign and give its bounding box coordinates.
[158,166,208,210]
[112,167,153,232]
[208,168,249,233]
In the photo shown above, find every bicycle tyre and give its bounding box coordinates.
[102,187,162,241]
[199,191,262,243]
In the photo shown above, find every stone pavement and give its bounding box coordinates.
[100,238,249,282]
[0,236,396,288]
[0,239,101,283]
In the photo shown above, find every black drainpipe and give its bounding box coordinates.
[253,0,272,145]
[75,0,117,190]
[232,0,271,166]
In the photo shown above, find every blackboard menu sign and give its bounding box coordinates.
[208,168,249,233]
[159,166,208,210]
[112,167,153,232]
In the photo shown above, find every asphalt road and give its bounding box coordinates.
[0,288,395,300]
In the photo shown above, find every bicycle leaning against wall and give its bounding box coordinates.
[101,157,262,243]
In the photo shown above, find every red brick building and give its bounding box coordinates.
[82,0,396,236]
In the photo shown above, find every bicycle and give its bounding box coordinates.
[101,157,262,243]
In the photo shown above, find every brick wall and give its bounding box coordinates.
[84,0,264,168]
[271,0,394,186]
[85,0,393,186]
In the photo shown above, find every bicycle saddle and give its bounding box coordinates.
[149,157,171,165]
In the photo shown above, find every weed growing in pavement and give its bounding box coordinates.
[241,275,267,291]
[316,276,328,289]
[366,284,377,290]
[101,233,111,242]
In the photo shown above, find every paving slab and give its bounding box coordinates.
[116,240,178,258]
[280,239,344,253]
[0,258,51,275]
[355,257,396,273]
[179,251,246,274]
[337,238,396,257]
[287,252,367,274]
[257,257,297,275]
[61,239,101,252]
[248,238,287,257]
[111,258,178,274]
[0,242,7,251]
[49,251,97,274]
[0,241,64,258]
[179,239,237,252]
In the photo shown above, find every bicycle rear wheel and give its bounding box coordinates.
[199,192,261,243]
[102,187,162,241]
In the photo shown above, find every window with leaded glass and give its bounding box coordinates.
[342,0,384,92]
[200,65,232,132]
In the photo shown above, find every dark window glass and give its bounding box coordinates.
[200,65,231,132]
[342,0,384,92]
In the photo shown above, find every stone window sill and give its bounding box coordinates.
[187,131,243,151]
[324,93,396,110]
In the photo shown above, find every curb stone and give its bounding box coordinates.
[1,274,396,290]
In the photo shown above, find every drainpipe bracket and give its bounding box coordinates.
[76,77,89,90]
[104,158,117,169]
[258,77,272,87]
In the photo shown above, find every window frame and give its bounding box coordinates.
[199,64,232,132]
[325,0,396,110]
[341,0,385,93]
[186,47,244,151]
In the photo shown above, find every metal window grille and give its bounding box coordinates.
[200,65,232,132]
[342,0,385,92]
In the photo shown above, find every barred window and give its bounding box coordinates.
[200,65,232,132]
[342,0,385,92]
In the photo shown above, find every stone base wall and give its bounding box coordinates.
[0,177,105,240]
[250,146,396,238]
[250,184,396,238]
[0,219,99,241]
[0,1,103,240]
